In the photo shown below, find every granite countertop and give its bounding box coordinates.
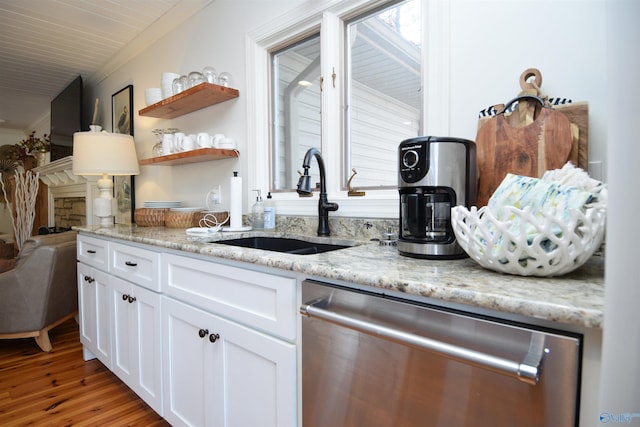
[75,225,605,329]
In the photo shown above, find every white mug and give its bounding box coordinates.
[219,137,237,149]
[173,132,185,152]
[182,135,195,151]
[197,132,213,148]
[212,133,225,148]
[162,133,174,154]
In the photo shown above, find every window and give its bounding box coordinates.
[248,0,438,217]
[271,35,322,191]
[269,0,422,193]
[345,0,422,188]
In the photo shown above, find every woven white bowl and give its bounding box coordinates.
[451,202,606,277]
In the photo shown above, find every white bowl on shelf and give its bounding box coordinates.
[145,88,162,106]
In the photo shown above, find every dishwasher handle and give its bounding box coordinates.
[300,298,547,385]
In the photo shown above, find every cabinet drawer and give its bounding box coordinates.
[110,242,161,292]
[163,253,296,341]
[77,234,109,270]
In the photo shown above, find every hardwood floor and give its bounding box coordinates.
[0,319,170,426]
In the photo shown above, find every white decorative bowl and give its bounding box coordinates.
[451,201,606,277]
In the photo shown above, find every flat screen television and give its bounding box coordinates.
[50,75,83,161]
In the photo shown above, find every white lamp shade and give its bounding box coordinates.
[72,131,140,176]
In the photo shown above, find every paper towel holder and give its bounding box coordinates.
[224,171,252,232]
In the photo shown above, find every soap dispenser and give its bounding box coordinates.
[263,192,276,231]
[251,190,264,230]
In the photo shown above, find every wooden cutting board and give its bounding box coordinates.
[475,105,574,206]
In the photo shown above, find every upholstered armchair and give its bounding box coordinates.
[0,231,78,351]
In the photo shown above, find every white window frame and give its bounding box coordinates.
[245,0,450,218]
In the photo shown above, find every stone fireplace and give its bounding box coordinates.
[34,156,100,228]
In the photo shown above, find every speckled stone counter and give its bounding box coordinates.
[74,223,605,329]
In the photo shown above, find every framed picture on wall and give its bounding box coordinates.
[112,85,133,136]
[112,85,135,225]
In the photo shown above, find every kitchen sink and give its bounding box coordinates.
[215,237,351,255]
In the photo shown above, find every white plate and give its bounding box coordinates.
[144,201,182,208]
[171,207,205,212]
[145,201,181,204]
[185,227,219,236]
[221,226,252,232]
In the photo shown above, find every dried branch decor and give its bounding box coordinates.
[0,170,39,252]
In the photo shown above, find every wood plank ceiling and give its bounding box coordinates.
[0,0,205,132]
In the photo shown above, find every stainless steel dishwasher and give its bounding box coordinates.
[300,280,582,427]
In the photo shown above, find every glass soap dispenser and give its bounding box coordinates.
[251,190,264,230]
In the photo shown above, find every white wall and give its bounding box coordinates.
[0,128,27,147]
[447,0,607,181]
[81,0,608,218]
[84,0,308,215]
[599,0,640,419]
[0,0,610,224]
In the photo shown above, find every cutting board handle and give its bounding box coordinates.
[497,95,548,115]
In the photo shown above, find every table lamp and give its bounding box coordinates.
[72,130,140,227]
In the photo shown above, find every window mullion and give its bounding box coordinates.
[320,11,343,197]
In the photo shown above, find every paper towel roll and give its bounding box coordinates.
[229,172,243,229]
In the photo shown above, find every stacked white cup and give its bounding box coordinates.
[161,72,181,99]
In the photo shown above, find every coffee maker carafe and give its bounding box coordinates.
[398,136,477,259]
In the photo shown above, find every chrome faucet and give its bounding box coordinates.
[297,147,339,236]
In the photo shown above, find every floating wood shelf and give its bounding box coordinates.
[139,148,239,166]
[138,83,239,119]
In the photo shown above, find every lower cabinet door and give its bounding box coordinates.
[77,263,112,368]
[162,297,296,427]
[111,276,163,415]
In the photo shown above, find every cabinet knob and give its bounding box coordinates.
[209,333,220,343]
[198,329,209,338]
[84,275,95,283]
[121,294,136,303]
[124,261,138,267]
[86,249,97,254]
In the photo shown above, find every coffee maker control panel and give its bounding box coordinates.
[399,141,428,183]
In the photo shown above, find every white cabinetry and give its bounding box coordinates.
[110,241,161,291]
[162,253,297,341]
[162,254,297,427]
[163,297,296,427]
[77,235,111,367]
[77,262,112,367]
[77,234,164,415]
[77,234,299,426]
[110,275,163,414]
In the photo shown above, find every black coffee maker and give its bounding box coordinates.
[398,136,477,259]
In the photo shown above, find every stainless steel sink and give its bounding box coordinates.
[215,237,351,255]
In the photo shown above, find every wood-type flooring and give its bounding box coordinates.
[0,319,170,426]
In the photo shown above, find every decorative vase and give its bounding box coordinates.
[34,151,46,167]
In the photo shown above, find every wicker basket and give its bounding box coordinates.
[165,211,202,228]
[451,203,606,277]
[134,208,168,227]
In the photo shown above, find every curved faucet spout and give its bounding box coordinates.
[296,147,339,236]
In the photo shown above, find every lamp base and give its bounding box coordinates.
[94,174,114,227]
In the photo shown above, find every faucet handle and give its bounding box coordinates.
[347,168,365,197]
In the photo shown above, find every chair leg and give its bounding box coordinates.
[34,330,52,352]
[0,312,77,352]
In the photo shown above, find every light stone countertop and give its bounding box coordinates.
[75,224,605,330]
